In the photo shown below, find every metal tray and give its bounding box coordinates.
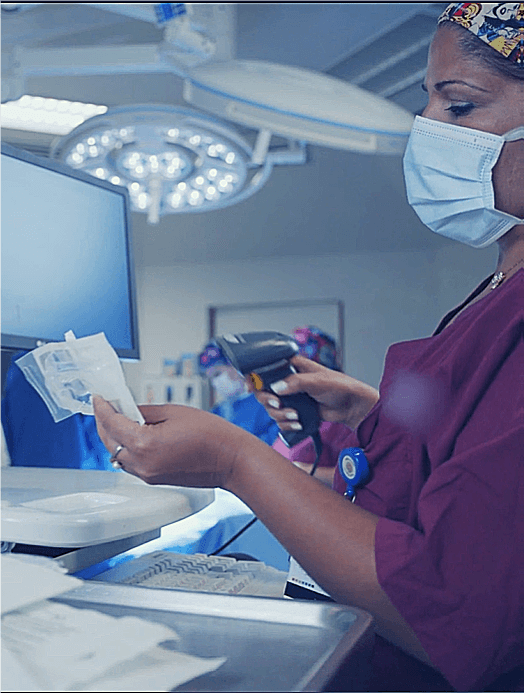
[54,581,374,692]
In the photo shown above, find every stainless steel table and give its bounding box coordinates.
[56,581,374,692]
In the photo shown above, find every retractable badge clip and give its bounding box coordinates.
[338,447,369,502]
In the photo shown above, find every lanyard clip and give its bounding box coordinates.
[338,447,369,501]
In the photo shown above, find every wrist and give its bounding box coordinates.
[218,424,259,493]
[345,384,379,429]
[225,430,284,497]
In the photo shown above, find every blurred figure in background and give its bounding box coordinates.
[291,325,341,371]
[199,341,279,445]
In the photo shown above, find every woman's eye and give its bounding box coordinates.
[445,102,475,117]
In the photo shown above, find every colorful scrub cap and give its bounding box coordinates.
[198,341,229,374]
[438,3,524,65]
[291,326,340,370]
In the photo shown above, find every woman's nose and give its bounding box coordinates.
[420,96,443,123]
[420,100,433,119]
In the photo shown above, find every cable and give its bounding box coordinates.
[211,516,258,556]
[309,431,323,477]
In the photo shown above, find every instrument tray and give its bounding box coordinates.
[55,581,374,692]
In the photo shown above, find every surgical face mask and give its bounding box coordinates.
[403,115,524,248]
[210,372,246,400]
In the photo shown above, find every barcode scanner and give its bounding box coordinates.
[216,331,321,449]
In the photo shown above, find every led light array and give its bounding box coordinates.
[51,105,273,219]
[62,123,246,213]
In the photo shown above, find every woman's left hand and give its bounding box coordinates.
[93,395,251,488]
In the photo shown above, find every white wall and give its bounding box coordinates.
[122,243,498,400]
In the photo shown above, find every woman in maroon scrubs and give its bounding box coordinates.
[94,5,524,690]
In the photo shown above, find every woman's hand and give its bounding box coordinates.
[253,355,379,431]
[93,396,255,489]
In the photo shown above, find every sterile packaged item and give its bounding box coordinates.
[15,331,145,424]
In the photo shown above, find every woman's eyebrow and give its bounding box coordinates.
[422,79,489,93]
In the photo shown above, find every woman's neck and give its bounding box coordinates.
[496,224,524,278]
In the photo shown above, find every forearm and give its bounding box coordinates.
[93,397,431,666]
[226,434,433,667]
[292,461,335,485]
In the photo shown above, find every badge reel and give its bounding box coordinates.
[284,447,370,602]
[338,447,370,502]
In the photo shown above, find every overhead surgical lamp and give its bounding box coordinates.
[183,60,415,157]
[51,105,282,224]
[4,2,415,222]
[51,62,413,223]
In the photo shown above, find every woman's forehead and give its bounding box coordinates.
[427,25,505,87]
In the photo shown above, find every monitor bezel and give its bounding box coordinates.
[1,141,140,360]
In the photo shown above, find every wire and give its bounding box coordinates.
[210,516,258,556]
[309,431,323,477]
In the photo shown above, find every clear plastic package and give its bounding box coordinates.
[15,331,144,424]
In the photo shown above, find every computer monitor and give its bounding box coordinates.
[1,142,140,361]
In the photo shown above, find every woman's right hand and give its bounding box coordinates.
[253,355,379,432]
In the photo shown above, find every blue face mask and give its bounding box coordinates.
[210,371,246,400]
[403,116,524,248]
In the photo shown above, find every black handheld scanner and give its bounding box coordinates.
[215,331,321,448]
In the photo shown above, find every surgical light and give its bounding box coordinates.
[184,60,415,156]
[51,104,273,223]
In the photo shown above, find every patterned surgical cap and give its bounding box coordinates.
[292,326,340,370]
[439,3,524,65]
[198,341,229,374]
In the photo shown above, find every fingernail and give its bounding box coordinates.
[268,399,280,409]
[290,422,303,431]
[270,381,288,394]
[285,412,299,420]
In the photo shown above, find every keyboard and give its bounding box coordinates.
[95,551,289,598]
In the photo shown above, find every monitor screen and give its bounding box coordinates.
[1,142,139,360]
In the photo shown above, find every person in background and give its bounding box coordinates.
[199,341,279,445]
[271,326,350,486]
[1,352,113,470]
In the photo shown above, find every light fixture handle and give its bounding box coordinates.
[148,174,162,224]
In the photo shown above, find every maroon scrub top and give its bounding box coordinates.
[278,270,524,691]
[343,270,523,691]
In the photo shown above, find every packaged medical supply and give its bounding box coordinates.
[15,331,144,424]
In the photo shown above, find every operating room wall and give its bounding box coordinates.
[122,243,497,399]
